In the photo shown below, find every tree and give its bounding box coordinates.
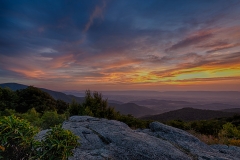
[56,99,69,114]
[68,99,84,116]
[0,87,18,111]
[16,86,56,113]
[82,90,108,118]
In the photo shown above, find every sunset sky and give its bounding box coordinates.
[0,0,240,91]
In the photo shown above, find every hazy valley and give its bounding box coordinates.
[1,83,240,118]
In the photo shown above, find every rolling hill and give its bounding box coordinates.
[130,99,240,114]
[141,107,239,122]
[109,102,156,118]
[0,83,84,103]
[221,108,240,114]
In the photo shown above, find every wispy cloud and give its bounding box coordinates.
[206,43,240,53]
[74,0,107,44]
[165,31,214,52]
[83,0,107,33]
[197,40,230,48]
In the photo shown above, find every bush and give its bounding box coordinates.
[69,90,151,128]
[82,90,108,118]
[0,87,18,111]
[166,120,190,130]
[0,116,80,160]
[190,120,222,136]
[117,114,150,129]
[20,108,42,127]
[0,109,18,117]
[37,125,80,160]
[219,123,240,139]
[0,115,39,160]
[69,99,84,116]
[41,111,66,129]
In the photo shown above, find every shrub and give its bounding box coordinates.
[190,120,222,136]
[56,99,69,114]
[20,108,42,127]
[0,87,18,111]
[40,111,66,129]
[82,90,108,118]
[117,114,150,129]
[69,99,84,116]
[219,122,240,139]
[37,125,80,160]
[0,109,18,117]
[166,120,190,130]
[0,116,80,160]
[0,115,39,160]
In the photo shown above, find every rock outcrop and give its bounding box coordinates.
[38,116,240,160]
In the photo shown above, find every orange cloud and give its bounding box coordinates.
[49,54,75,69]
[8,68,47,79]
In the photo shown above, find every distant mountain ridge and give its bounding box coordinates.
[0,83,27,91]
[142,107,239,122]
[0,83,84,103]
[0,83,155,117]
[109,102,156,118]
[131,99,240,114]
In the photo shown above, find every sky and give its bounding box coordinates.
[0,0,240,91]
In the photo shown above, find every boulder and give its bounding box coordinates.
[37,116,240,160]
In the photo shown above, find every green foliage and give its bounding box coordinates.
[20,109,66,129]
[56,99,69,114]
[16,86,57,113]
[82,90,108,118]
[166,120,223,136]
[0,87,18,111]
[117,114,151,129]
[0,86,69,119]
[84,106,94,116]
[190,120,222,136]
[219,123,240,139]
[224,115,240,127]
[69,90,119,120]
[69,99,84,116]
[0,116,79,160]
[20,108,42,127]
[41,111,66,130]
[166,120,190,130]
[0,115,39,160]
[69,90,151,128]
[37,125,80,160]
[166,118,240,146]
[0,109,18,117]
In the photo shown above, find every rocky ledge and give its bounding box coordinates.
[37,116,240,160]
